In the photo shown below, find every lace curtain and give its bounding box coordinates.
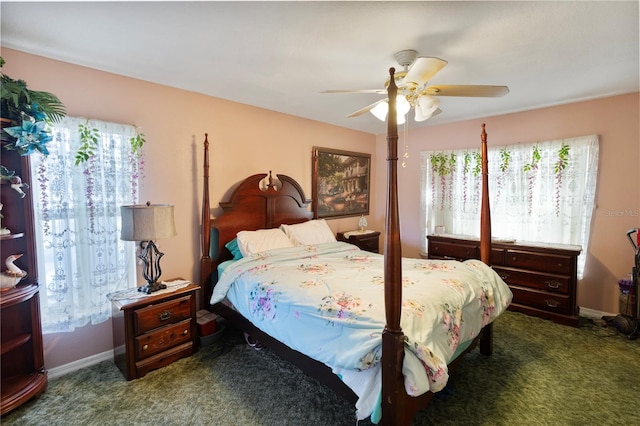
[420,135,599,278]
[30,117,141,333]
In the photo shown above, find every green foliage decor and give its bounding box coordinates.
[75,120,146,165]
[1,56,66,155]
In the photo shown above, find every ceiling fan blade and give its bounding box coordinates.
[425,85,510,97]
[347,99,388,118]
[322,89,386,94]
[403,57,448,86]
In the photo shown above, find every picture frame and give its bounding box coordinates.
[312,147,371,219]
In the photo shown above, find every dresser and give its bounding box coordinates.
[110,283,199,380]
[427,235,582,327]
[337,230,380,253]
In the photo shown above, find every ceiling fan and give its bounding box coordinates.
[323,50,509,124]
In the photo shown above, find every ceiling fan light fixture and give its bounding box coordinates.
[371,101,389,121]
[370,96,410,123]
[417,94,440,117]
[397,95,411,116]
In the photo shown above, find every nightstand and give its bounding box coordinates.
[109,281,200,380]
[337,230,381,253]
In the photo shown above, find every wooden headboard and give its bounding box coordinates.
[200,135,313,306]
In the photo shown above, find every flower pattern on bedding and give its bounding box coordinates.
[318,292,372,325]
[212,242,512,397]
[248,282,279,321]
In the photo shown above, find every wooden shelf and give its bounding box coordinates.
[1,149,46,415]
[1,372,48,416]
[0,333,31,356]
[0,233,24,240]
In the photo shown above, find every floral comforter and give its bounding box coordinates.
[211,241,512,420]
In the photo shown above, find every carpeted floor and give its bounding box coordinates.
[3,311,640,426]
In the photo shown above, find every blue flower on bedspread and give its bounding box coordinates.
[318,292,371,325]
[249,282,279,321]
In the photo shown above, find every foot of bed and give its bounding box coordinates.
[479,323,493,356]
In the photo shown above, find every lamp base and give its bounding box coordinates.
[137,281,167,294]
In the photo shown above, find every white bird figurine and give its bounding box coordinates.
[1,254,27,290]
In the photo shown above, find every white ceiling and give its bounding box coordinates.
[1,1,638,134]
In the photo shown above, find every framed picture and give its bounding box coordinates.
[312,147,371,219]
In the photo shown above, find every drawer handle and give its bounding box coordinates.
[158,310,172,321]
[182,329,188,336]
[142,344,148,351]
[546,280,562,289]
[499,272,509,280]
[545,299,560,308]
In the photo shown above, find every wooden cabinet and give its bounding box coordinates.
[1,150,47,415]
[110,283,199,380]
[337,230,380,253]
[427,235,582,327]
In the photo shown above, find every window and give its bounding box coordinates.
[420,135,599,278]
[30,117,141,333]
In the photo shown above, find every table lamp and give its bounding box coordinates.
[120,202,177,294]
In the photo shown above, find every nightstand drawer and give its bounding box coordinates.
[135,342,194,378]
[357,236,379,253]
[135,319,193,360]
[134,295,192,335]
[337,231,380,254]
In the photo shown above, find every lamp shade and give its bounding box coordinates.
[120,204,177,241]
[370,96,408,124]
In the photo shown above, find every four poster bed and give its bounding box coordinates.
[199,68,511,425]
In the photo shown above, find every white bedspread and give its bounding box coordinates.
[211,242,512,421]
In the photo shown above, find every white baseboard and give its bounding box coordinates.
[579,306,615,319]
[47,349,114,380]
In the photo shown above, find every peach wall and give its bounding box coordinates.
[2,48,376,368]
[373,93,640,315]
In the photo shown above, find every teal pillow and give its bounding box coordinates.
[225,238,243,260]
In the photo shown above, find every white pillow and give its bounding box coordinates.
[236,228,294,257]
[280,219,336,246]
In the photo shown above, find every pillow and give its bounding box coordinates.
[225,238,243,260]
[236,228,294,257]
[280,219,336,246]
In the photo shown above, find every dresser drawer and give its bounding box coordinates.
[505,250,573,275]
[493,267,571,295]
[429,241,478,260]
[134,295,193,335]
[510,287,572,315]
[135,319,193,360]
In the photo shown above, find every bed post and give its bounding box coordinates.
[381,67,408,426]
[479,124,494,355]
[200,134,212,309]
